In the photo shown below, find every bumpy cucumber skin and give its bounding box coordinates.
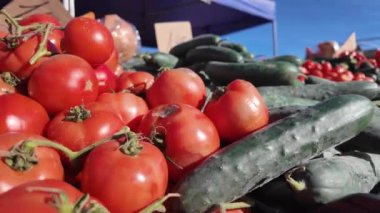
[185,45,244,63]
[263,94,318,108]
[219,42,249,53]
[269,106,309,123]
[306,76,335,84]
[258,81,380,101]
[143,52,179,69]
[265,55,303,67]
[172,95,374,213]
[169,34,221,57]
[204,61,300,86]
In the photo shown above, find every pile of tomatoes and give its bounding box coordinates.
[0,12,269,213]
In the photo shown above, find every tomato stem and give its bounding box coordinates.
[139,193,180,213]
[285,166,307,191]
[119,130,143,156]
[213,202,251,213]
[0,9,41,36]
[0,72,20,87]
[63,105,92,122]
[29,23,52,65]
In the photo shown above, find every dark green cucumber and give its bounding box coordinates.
[285,152,380,205]
[265,55,303,67]
[185,45,244,63]
[219,42,249,54]
[269,106,308,123]
[204,61,301,86]
[142,52,179,69]
[121,55,146,70]
[338,107,380,153]
[305,76,335,84]
[169,34,221,57]
[258,81,380,101]
[172,95,374,213]
[263,94,318,108]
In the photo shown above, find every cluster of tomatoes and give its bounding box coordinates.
[0,12,268,213]
[301,51,378,83]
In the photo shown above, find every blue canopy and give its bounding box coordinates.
[75,0,276,48]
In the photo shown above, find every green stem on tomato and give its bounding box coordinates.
[29,23,52,65]
[139,193,180,213]
[0,9,41,36]
[213,202,251,213]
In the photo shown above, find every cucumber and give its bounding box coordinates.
[285,152,380,205]
[169,34,221,57]
[338,107,380,153]
[204,61,301,86]
[263,94,318,108]
[219,42,249,54]
[185,45,244,63]
[269,106,308,123]
[265,55,303,67]
[171,95,374,213]
[142,52,179,69]
[305,76,335,84]
[258,81,380,101]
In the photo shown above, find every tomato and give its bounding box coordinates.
[19,14,64,51]
[353,72,366,81]
[138,103,220,182]
[0,35,48,79]
[0,133,63,194]
[0,74,16,95]
[61,17,114,67]
[321,61,332,74]
[375,50,380,67]
[81,138,168,213]
[0,179,108,212]
[0,93,49,135]
[116,71,154,95]
[204,80,269,142]
[363,77,375,82]
[146,68,206,109]
[302,60,316,71]
[47,102,123,151]
[97,92,149,131]
[309,69,324,78]
[336,71,354,82]
[93,64,117,94]
[103,48,119,72]
[28,54,99,115]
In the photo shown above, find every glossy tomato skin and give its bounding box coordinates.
[0,179,107,213]
[28,54,99,115]
[19,14,64,51]
[116,71,154,95]
[97,92,149,131]
[81,140,168,213]
[0,93,49,135]
[46,102,124,151]
[61,17,114,66]
[146,68,206,108]
[93,64,117,94]
[0,133,64,194]
[138,103,220,182]
[204,79,269,142]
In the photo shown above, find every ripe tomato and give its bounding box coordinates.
[81,138,168,213]
[47,102,124,151]
[146,68,206,109]
[138,103,220,182]
[28,54,99,115]
[0,35,48,79]
[204,80,269,142]
[97,92,149,131]
[336,71,354,82]
[0,179,109,213]
[0,133,63,194]
[0,93,49,135]
[93,64,117,94]
[116,71,154,95]
[19,14,64,51]
[61,17,114,67]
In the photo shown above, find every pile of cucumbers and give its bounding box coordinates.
[122,34,380,213]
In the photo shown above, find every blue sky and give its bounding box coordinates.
[142,0,380,58]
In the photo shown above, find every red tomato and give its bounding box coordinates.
[28,54,99,115]
[61,17,114,67]
[0,133,63,194]
[97,92,149,131]
[146,68,206,109]
[0,93,49,135]
[332,66,346,74]
[297,75,306,83]
[321,61,332,74]
[0,179,108,213]
[204,80,269,142]
[375,50,380,67]
[309,69,324,78]
[19,14,64,51]
[116,71,154,95]
[46,102,124,151]
[0,36,47,79]
[138,103,220,182]
[336,71,354,82]
[302,60,316,71]
[353,72,366,81]
[363,77,375,82]
[81,139,168,213]
[93,64,117,94]
[103,48,119,72]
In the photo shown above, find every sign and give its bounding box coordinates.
[334,32,357,57]
[154,21,193,53]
